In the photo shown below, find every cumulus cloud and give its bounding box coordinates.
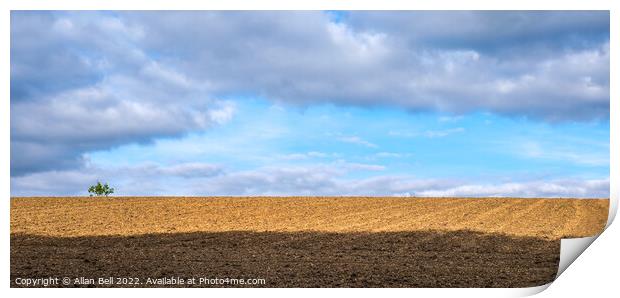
[345,11,609,55]
[415,179,610,198]
[11,162,224,196]
[117,11,609,121]
[10,162,609,198]
[11,11,235,175]
[10,11,610,179]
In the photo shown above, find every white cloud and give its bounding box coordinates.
[424,127,465,138]
[513,140,609,167]
[11,161,608,198]
[158,163,223,178]
[13,11,610,125]
[388,127,465,138]
[338,136,378,148]
[278,153,309,160]
[375,152,410,158]
[335,160,385,171]
[10,11,610,181]
[11,12,236,176]
[416,179,609,198]
[207,101,236,125]
[438,115,464,123]
[278,151,338,160]
[307,151,329,158]
[388,131,418,138]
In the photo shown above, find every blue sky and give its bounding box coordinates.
[10,11,609,197]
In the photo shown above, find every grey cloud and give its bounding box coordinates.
[346,11,609,55]
[11,11,234,175]
[11,169,98,196]
[11,162,224,196]
[11,12,101,100]
[10,83,234,175]
[121,11,609,120]
[10,141,88,175]
[11,163,609,198]
[10,11,610,176]
[11,11,148,100]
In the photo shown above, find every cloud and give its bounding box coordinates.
[10,11,610,177]
[438,115,463,123]
[307,151,330,158]
[157,163,223,178]
[11,12,235,175]
[388,127,465,138]
[11,162,608,198]
[504,139,609,167]
[415,179,610,198]
[119,11,608,121]
[11,162,223,196]
[338,136,378,148]
[11,169,99,196]
[336,161,385,171]
[10,83,235,175]
[207,101,236,125]
[345,11,609,55]
[375,152,409,158]
[423,127,465,138]
[278,151,337,160]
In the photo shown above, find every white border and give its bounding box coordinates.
[2,1,617,297]
[0,0,615,10]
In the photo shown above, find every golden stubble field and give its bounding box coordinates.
[10,197,609,288]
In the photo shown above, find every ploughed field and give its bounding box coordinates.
[11,197,609,288]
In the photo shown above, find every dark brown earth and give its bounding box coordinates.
[11,230,559,288]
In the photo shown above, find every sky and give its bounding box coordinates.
[10,11,610,197]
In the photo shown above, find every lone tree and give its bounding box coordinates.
[88,181,114,197]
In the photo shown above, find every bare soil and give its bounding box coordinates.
[10,197,609,287]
